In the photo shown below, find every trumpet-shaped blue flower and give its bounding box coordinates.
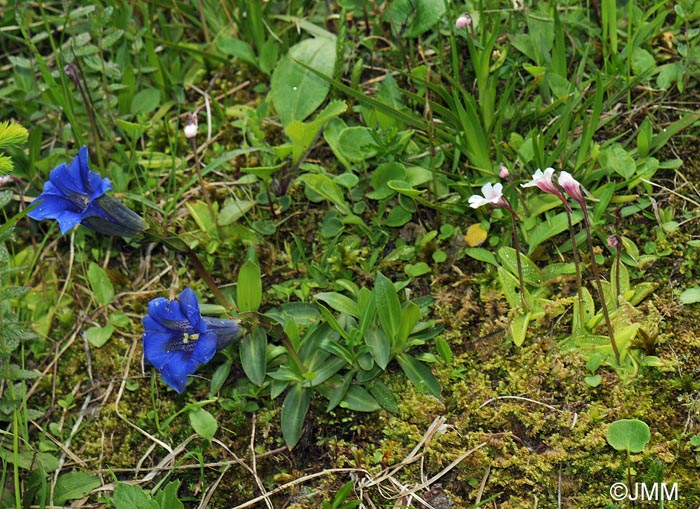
[142,288,240,393]
[28,146,146,236]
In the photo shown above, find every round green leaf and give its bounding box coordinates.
[606,419,650,453]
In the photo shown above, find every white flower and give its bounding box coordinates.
[468,182,504,209]
[184,114,198,139]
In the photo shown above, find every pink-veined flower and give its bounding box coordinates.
[558,171,585,204]
[468,182,506,209]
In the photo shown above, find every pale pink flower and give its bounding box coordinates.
[558,171,585,204]
[499,163,510,179]
[468,182,506,209]
[521,167,562,197]
[455,13,472,30]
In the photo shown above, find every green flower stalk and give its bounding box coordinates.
[469,182,527,310]
[522,168,584,327]
[559,171,620,364]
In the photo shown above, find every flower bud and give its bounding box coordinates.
[184,114,198,139]
[499,163,510,179]
[455,13,472,30]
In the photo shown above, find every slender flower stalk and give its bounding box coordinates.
[559,171,620,363]
[469,182,527,310]
[608,235,622,300]
[522,168,584,325]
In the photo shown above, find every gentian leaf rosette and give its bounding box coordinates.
[28,146,146,236]
[142,288,235,393]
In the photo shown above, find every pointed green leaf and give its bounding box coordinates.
[54,472,101,506]
[271,37,336,126]
[339,385,381,412]
[297,174,351,214]
[87,262,114,306]
[189,407,218,441]
[396,353,442,401]
[365,326,391,369]
[313,292,360,317]
[395,301,420,353]
[237,259,262,312]
[239,328,268,386]
[374,273,401,340]
[281,384,311,449]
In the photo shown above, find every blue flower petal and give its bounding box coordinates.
[148,296,192,331]
[160,358,189,394]
[178,288,206,334]
[190,331,217,365]
[53,209,84,234]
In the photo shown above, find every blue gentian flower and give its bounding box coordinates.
[28,146,146,236]
[142,288,241,393]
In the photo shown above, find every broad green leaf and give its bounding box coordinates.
[313,292,360,317]
[510,311,531,347]
[374,273,401,340]
[113,482,158,509]
[527,211,583,254]
[388,0,446,38]
[240,328,268,386]
[387,179,425,198]
[606,419,650,453]
[339,385,381,412]
[285,100,347,164]
[54,472,101,506]
[368,380,399,413]
[368,162,406,200]
[219,199,255,225]
[270,37,336,126]
[281,384,311,449]
[87,262,114,306]
[216,35,257,65]
[465,247,498,266]
[85,324,114,348]
[335,126,378,162]
[189,407,218,441]
[680,287,700,304]
[130,88,161,115]
[498,247,542,286]
[365,326,390,369]
[154,481,185,509]
[237,259,262,312]
[297,174,351,214]
[395,301,420,353]
[599,143,635,179]
[396,353,442,401]
[404,262,430,278]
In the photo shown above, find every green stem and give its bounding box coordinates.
[510,212,527,311]
[565,208,584,328]
[581,206,620,364]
